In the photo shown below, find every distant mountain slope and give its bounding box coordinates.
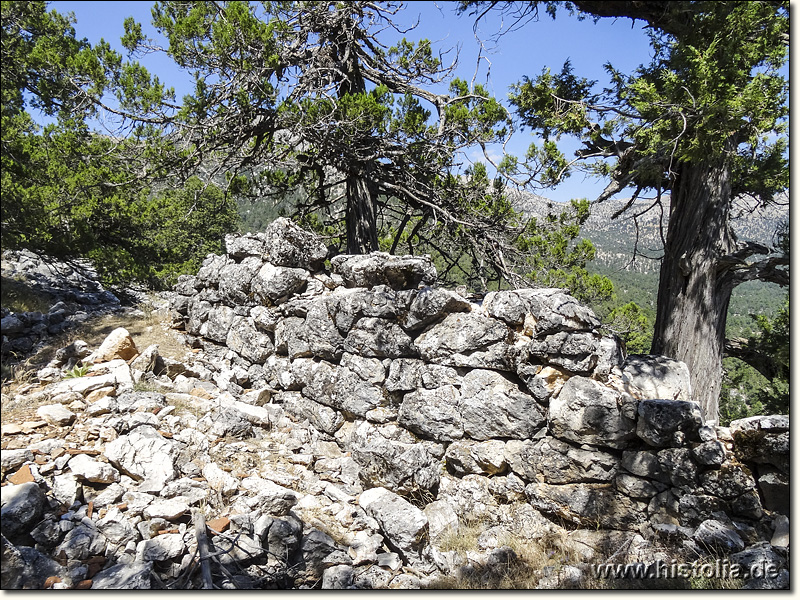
[509,189,788,335]
[510,190,788,274]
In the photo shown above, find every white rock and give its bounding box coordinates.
[142,497,190,520]
[1,449,33,473]
[240,476,299,515]
[121,491,155,514]
[359,487,427,559]
[97,507,139,545]
[86,396,116,417]
[87,327,138,364]
[423,500,459,544]
[202,463,239,497]
[36,404,76,426]
[68,454,120,484]
[105,426,178,489]
[231,400,282,427]
[52,474,83,507]
[137,534,185,561]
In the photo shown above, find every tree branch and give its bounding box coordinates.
[724,337,788,381]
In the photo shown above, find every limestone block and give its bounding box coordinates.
[636,399,703,447]
[549,376,637,449]
[359,487,428,559]
[331,253,436,290]
[261,217,329,271]
[621,354,692,401]
[88,327,138,363]
[459,369,545,440]
[399,386,463,442]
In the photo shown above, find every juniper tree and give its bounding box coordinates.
[1,1,239,287]
[116,0,530,280]
[460,1,789,420]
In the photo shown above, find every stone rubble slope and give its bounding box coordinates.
[1,250,131,361]
[0,218,790,589]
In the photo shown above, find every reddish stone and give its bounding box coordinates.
[206,517,231,534]
[8,465,34,485]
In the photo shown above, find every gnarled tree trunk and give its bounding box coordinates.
[651,155,737,423]
[345,172,379,254]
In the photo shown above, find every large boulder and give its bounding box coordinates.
[548,376,637,449]
[225,232,266,259]
[620,355,692,401]
[282,391,345,435]
[261,217,329,271]
[444,439,507,476]
[1,450,33,475]
[196,254,233,286]
[302,361,385,418]
[67,454,120,484]
[202,305,235,344]
[331,253,436,290]
[459,369,546,440]
[226,316,275,364]
[343,317,416,358]
[91,560,154,589]
[251,263,309,303]
[526,331,623,376]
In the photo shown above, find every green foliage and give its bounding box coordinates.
[604,302,652,355]
[136,177,241,287]
[64,364,90,379]
[514,199,614,304]
[719,358,767,426]
[1,2,240,289]
[721,295,789,422]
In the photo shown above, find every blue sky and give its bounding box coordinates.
[50,1,658,203]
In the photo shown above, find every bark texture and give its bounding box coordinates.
[651,156,736,423]
[346,174,379,254]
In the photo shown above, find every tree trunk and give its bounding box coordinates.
[651,156,737,424]
[345,172,379,254]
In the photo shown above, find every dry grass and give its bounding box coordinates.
[430,519,582,589]
[430,521,744,590]
[0,275,55,314]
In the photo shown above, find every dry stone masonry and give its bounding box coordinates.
[0,218,789,589]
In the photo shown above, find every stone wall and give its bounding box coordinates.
[0,218,788,589]
[169,218,788,539]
